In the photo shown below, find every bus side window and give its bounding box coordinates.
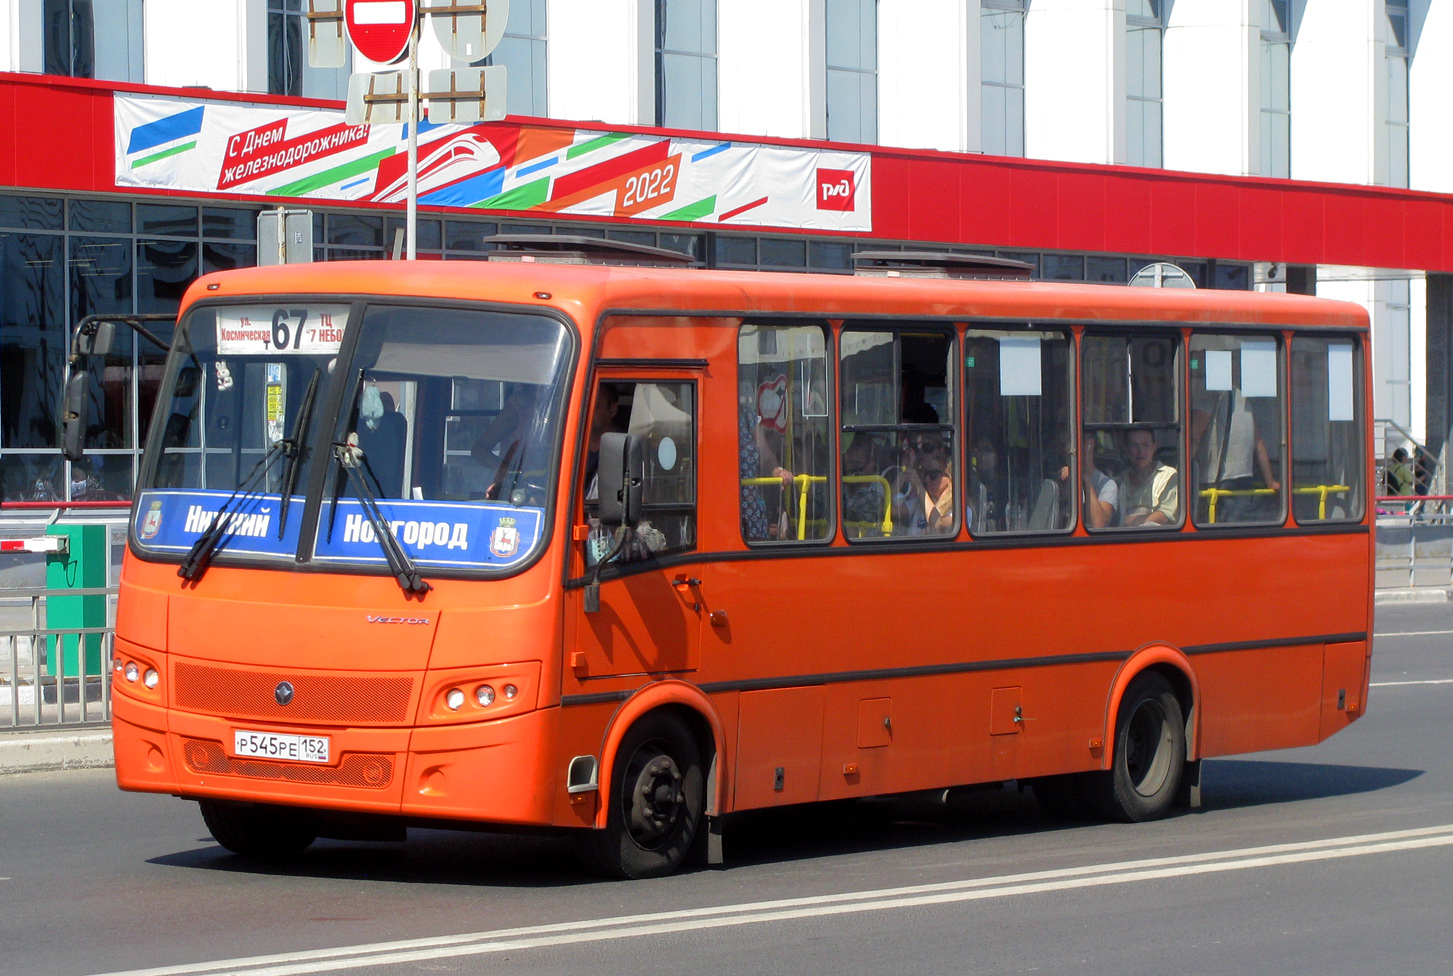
[1081,333,1183,529]
[840,328,957,539]
[584,381,697,566]
[1290,336,1363,522]
[963,328,1075,534]
[1189,333,1285,526]
[738,323,832,543]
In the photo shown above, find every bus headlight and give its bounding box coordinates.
[445,688,465,710]
[503,684,517,700]
[143,669,159,689]
[124,662,139,683]
[475,685,495,707]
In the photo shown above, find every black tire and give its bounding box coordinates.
[199,800,317,858]
[1084,671,1186,823]
[1031,774,1093,821]
[577,713,704,879]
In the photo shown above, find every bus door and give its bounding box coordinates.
[569,375,703,678]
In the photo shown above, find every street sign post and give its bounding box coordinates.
[336,0,508,259]
[422,0,508,63]
[345,0,417,64]
[306,0,347,68]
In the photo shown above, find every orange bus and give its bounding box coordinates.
[93,246,1373,878]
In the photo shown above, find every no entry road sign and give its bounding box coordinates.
[346,0,416,64]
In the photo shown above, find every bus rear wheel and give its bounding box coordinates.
[1085,672,1186,823]
[578,713,704,880]
[199,799,317,858]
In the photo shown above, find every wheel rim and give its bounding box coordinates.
[622,739,685,850]
[1124,699,1175,797]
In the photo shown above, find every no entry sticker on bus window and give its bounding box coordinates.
[216,305,350,355]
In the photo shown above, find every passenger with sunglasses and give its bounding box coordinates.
[896,433,954,535]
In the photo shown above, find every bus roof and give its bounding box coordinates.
[186,260,1370,331]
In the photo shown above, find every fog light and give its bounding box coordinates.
[143,669,159,689]
[124,662,138,683]
[445,688,465,710]
[503,684,518,700]
[475,684,495,707]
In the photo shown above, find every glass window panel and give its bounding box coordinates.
[2,456,65,503]
[0,234,66,451]
[981,10,1010,85]
[69,199,131,234]
[385,217,443,251]
[1190,334,1284,526]
[137,204,198,237]
[1214,264,1250,290]
[70,453,131,501]
[137,239,198,315]
[0,195,63,231]
[1127,28,1147,98]
[759,238,807,268]
[203,208,259,240]
[90,0,145,83]
[963,329,1074,534]
[1086,256,1127,283]
[327,213,385,247]
[809,240,853,270]
[982,84,1008,156]
[840,328,956,539]
[607,229,658,246]
[1268,41,1290,109]
[268,10,302,96]
[998,251,1039,275]
[714,236,756,266]
[826,0,861,69]
[1043,254,1084,280]
[1081,334,1182,528]
[446,220,499,251]
[491,34,548,116]
[69,236,133,320]
[1005,86,1025,156]
[739,324,831,542]
[582,381,697,564]
[661,52,716,130]
[1290,337,1363,522]
[660,233,704,261]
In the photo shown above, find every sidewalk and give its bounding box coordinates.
[0,726,113,776]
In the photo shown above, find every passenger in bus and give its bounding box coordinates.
[1080,434,1118,528]
[1190,388,1279,522]
[358,389,407,498]
[1117,427,1179,527]
[967,438,1004,533]
[841,433,887,535]
[898,432,954,535]
[739,400,795,541]
[470,384,541,500]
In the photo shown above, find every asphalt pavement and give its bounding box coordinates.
[3,602,1451,976]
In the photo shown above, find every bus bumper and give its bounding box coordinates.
[112,693,563,827]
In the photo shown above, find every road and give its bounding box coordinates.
[3,601,1451,976]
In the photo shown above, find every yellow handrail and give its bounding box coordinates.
[741,473,894,538]
[1197,484,1351,522]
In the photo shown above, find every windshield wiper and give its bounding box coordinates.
[333,438,432,596]
[176,441,289,582]
[276,368,321,540]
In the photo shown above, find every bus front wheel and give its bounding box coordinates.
[579,712,704,879]
[1085,671,1186,823]
[199,799,317,858]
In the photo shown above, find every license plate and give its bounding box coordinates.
[233,730,331,764]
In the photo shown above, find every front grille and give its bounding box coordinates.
[182,738,394,789]
[174,662,413,724]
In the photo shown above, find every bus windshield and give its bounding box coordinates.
[133,301,573,576]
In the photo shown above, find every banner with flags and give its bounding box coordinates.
[115,93,872,233]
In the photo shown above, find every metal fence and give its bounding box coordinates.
[1375,495,1453,590]
[2,586,117,729]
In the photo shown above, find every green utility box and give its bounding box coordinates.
[44,523,107,677]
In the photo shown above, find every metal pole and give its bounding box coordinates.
[407,20,419,261]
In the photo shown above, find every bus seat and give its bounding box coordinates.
[1028,478,1059,530]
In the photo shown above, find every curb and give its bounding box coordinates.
[0,728,113,776]
[1375,588,1451,605]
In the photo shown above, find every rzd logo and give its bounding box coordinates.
[816,168,856,211]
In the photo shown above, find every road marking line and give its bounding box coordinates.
[1374,629,1453,637]
[86,824,1453,976]
[1371,678,1453,686]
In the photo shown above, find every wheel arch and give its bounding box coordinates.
[594,680,726,829]
[1099,644,1201,770]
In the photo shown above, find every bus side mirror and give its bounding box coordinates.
[61,371,88,462]
[76,320,115,357]
[597,432,644,529]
